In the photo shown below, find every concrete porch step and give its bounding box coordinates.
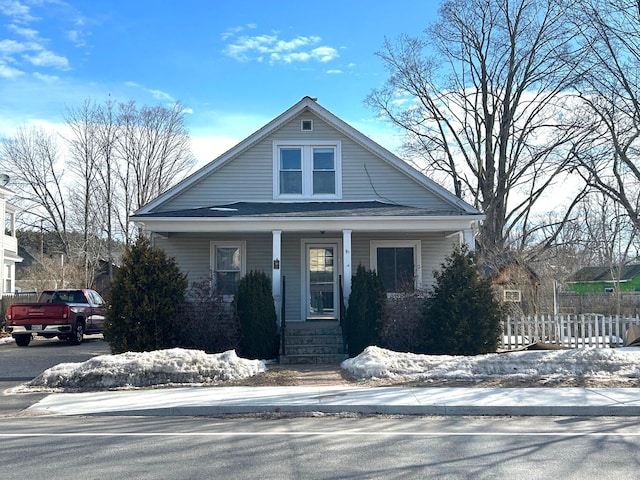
[281,321,347,365]
[279,353,349,365]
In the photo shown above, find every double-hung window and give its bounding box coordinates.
[274,141,341,198]
[210,241,246,296]
[370,241,421,293]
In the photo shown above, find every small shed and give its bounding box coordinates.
[480,253,540,315]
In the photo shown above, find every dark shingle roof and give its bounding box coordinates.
[567,265,640,283]
[134,201,476,219]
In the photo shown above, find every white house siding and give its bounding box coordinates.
[350,231,459,292]
[152,232,273,285]
[154,229,459,323]
[156,110,455,212]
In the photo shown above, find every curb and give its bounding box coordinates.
[26,386,640,417]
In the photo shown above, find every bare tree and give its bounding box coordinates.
[115,101,195,242]
[93,99,119,282]
[65,100,105,286]
[568,0,640,232]
[0,126,70,256]
[367,0,584,255]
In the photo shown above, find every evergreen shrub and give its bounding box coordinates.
[105,236,187,354]
[234,270,279,359]
[345,265,386,356]
[421,245,503,355]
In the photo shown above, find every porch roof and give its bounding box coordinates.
[132,201,477,219]
[131,201,483,234]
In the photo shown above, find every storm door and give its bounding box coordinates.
[306,244,338,320]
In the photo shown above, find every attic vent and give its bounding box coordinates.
[301,120,313,131]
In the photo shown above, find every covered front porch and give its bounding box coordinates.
[138,201,481,364]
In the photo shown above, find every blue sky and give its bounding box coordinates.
[0,0,440,165]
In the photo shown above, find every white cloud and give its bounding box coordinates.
[125,81,177,104]
[6,23,38,38]
[23,49,69,69]
[221,23,256,41]
[33,71,59,82]
[0,38,29,55]
[326,69,342,74]
[0,61,24,77]
[223,29,339,66]
[148,88,174,102]
[0,0,36,23]
[310,46,339,62]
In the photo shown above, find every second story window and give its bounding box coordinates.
[313,148,335,194]
[280,148,303,194]
[274,141,341,199]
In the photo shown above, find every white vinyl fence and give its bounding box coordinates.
[501,314,640,350]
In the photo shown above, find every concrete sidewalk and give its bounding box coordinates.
[26,386,640,417]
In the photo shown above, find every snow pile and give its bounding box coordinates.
[22,348,266,391]
[342,345,640,384]
[0,336,14,345]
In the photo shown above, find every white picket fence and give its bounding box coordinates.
[501,314,640,350]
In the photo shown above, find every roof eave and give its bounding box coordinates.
[131,214,484,234]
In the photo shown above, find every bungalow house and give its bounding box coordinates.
[131,97,483,362]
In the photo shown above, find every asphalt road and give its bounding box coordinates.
[1,415,640,479]
[0,334,109,416]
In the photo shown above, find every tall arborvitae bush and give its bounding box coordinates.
[345,265,386,356]
[234,270,279,359]
[421,245,503,355]
[105,236,187,354]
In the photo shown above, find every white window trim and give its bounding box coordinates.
[273,140,342,199]
[503,289,522,303]
[301,119,313,131]
[370,240,422,291]
[209,241,247,299]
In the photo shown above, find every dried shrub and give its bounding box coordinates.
[379,288,427,353]
[179,278,241,353]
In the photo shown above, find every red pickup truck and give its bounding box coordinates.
[5,289,107,347]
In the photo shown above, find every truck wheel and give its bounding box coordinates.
[69,322,84,345]
[14,335,31,347]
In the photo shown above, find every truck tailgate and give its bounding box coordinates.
[9,304,68,324]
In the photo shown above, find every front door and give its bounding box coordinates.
[306,244,338,320]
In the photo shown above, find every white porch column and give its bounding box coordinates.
[342,229,352,306]
[272,230,282,327]
[462,228,476,251]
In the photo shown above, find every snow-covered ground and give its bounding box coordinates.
[7,344,640,393]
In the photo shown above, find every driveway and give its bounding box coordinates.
[0,334,109,416]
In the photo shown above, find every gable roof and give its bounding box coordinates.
[566,265,640,283]
[479,252,540,284]
[135,96,479,216]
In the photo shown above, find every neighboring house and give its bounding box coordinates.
[480,253,540,315]
[0,179,23,296]
[565,265,640,293]
[131,97,483,359]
